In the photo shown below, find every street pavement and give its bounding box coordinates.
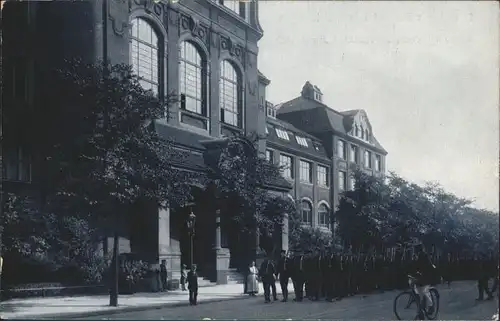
[77,281,498,320]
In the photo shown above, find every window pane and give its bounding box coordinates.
[130,18,159,94]
[180,42,204,115]
[220,61,241,127]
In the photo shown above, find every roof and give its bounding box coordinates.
[154,121,292,191]
[258,70,270,85]
[266,117,330,161]
[276,97,387,154]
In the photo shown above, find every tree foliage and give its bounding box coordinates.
[208,134,287,237]
[336,169,499,254]
[32,59,193,219]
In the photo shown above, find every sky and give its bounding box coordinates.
[258,1,499,212]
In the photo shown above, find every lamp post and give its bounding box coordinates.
[186,210,196,268]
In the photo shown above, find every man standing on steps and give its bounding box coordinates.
[276,250,290,302]
[259,254,277,303]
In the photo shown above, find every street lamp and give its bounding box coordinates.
[186,210,196,268]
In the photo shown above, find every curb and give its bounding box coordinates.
[4,294,254,320]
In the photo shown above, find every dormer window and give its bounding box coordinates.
[276,128,290,141]
[314,90,322,102]
[266,101,276,119]
[296,136,308,147]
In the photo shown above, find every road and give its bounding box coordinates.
[79,281,497,320]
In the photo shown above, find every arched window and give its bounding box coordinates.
[301,200,312,225]
[355,124,360,137]
[130,18,160,95]
[220,60,242,128]
[179,41,206,115]
[360,125,365,139]
[318,203,329,227]
[365,129,369,141]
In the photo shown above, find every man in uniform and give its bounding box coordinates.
[325,251,337,302]
[276,250,290,302]
[291,253,305,302]
[337,252,347,300]
[259,254,278,303]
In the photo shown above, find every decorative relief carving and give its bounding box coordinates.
[210,30,219,49]
[179,14,208,44]
[220,36,244,61]
[168,10,179,26]
[131,0,166,21]
[109,0,130,37]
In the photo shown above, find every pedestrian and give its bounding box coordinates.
[292,254,305,302]
[246,261,259,296]
[160,259,168,292]
[259,255,277,303]
[180,264,187,291]
[276,250,290,302]
[187,264,199,305]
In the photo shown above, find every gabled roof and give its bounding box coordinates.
[277,97,387,154]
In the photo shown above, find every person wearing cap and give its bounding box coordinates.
[187,264,199,305]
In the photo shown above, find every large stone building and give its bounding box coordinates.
[1,0,387,287]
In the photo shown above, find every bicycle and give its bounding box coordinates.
[393,274,440,320]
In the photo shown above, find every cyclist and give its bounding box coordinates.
[412,241,437,317]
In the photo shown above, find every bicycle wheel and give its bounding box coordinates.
[425,288,440,320]
[394,291,420,320]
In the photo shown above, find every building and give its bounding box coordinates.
[1,0,387,288]
[1,0,291,287]
[275,81,388,213]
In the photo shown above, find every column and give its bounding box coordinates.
[282,213,289,253]
[158,207,181,290]
[214,209,230,284]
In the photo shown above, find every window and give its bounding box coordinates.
[266,102,276,119]
[301,200,312,225]
[296,136,308,147]
[279,154,294,179]
[180,41,205,115]
[350,145,358,163]
[349,176,356,190]
[318,204,329,227]
[220,60,242,127]
[365,129,370,141]
[317,165,328,187]
[222,0,239,14]
[313,143,321,151]
[130,18,160,95]
[314,91,322,102]
[275,128,289,140]
[360,126,365,139]
[375,155,381,171]
[337,139,346,159]
[266,149,274,163]
[3,146,31,182]
[338,171,346,192]
[299,160,312,183]
[364,150,372,168]
[355,124,360,137]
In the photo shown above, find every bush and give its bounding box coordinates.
[290,225,333,255]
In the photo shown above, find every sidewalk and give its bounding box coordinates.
[0,282,269,320]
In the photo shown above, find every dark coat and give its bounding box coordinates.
[187,270,198,290]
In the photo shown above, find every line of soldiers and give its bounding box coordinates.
[266,249,499,302]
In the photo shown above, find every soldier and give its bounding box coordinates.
[325,251,337,302]
[475,252,493,301]
[337,252,347,299]
[311,253,323,301]
[259,254,278,303]
[291,253,305,302]
[276,250,290,302]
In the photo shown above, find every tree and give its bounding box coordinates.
[336,168,499,256]
[29,59,193,306]
[206,134,292,258]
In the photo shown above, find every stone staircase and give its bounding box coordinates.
[197,276,217,288]
[226,268,245,285]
